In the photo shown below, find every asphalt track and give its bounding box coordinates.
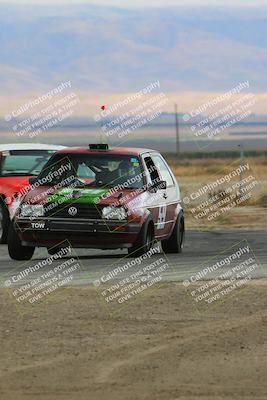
[0,230,266,289]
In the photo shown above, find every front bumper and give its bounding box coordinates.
[14,217,142,249]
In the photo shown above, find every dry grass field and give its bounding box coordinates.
[166,155,267,229]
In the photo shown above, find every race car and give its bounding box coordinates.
[0,143,65,243]
[8,144,185,260]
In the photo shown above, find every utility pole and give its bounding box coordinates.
[238,144,245,193]
[175,103,180,157]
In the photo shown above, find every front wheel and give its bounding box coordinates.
[8,223,35,261]
[47,247,64,256]
[0,201,10,244]
[161,213,184,254]
[128,223,154,257]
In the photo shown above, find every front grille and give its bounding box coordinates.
[44,203,104,219]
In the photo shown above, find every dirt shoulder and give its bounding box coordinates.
[1,282,267,400]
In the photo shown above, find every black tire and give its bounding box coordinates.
[161,213,184,254]
[8,223,35,261]
[128,222,154,257]
[0,201,10,244]
[47,247,63,256]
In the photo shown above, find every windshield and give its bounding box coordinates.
[1,150,57,177]
[37,154,145,189]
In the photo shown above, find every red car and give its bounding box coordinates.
[8,144,185,260]
[0,144,65,243]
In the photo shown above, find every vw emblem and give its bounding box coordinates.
[68,207,78,216]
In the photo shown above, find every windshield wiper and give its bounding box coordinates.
[2,172,30,176]
[39,177,87,188]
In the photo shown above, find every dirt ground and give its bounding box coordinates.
[1,281,267,400]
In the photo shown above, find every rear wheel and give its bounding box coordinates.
[8,223,35,261]
[128,223,154,257]
[0,201,10,244]
[161,213,184,253]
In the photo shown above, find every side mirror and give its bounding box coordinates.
[29,177,38,185]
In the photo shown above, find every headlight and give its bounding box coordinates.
[20,204,44,218]
[102,206,127,220]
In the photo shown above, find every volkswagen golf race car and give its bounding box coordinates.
[0,143,65,243]
[8,144,185,260]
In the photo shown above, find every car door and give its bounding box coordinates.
[150,153,180,237]
[141,153,170,239]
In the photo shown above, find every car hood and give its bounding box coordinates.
[0,176,31,193]
[23,186,145,207]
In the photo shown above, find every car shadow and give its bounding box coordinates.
[33,253,127,262]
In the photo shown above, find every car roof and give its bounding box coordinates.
[0,143,66,152]
[57,146,157,156]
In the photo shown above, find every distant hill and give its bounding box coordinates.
[0,4,267,93]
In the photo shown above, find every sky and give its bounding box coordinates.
[0,0,266,117]
[0,0,266,7]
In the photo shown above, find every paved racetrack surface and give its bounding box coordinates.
[0,230,266,289]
